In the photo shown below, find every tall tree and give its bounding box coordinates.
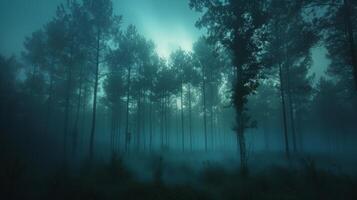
[0,56,21,131]
[190,0,268,174]
[263,1,317,156]
[193,38,224,151]
[104,58,126,156]
[170,50,193,151]
[110,25,144,152]
[83,0,121,160]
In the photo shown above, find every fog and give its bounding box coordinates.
[1,0,357,199]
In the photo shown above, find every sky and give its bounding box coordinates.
[0,0,328,79]
[115,0,203,58]
[0,0,203,59]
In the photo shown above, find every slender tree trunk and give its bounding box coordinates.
[176,104,180,150]
[125,65,132,152]
[286,64,297,153]
[63,60,73,165]
[149,99,153,152]
[234,64,248,175]
[160,93,164,149]
[115,103,122,153]
[79,85,88,156]
[217,113,221,151]
[89,30,101,162]
[165,93,169,148]
[137,94,141,151]
[142,94,146,151]
[202,66,208,152]
[44,70,54,135]
[344,0,357,90]
[210,84,214,151]
[279,63,290,159]
[181,82,185,152]
[188,84,193,151]
[72,65,84,156]
[110,108,116,157]
[236,112,247,175]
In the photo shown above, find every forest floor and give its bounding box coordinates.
[2,150,357,200]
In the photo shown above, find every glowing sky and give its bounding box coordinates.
[0,0,202,58]
[114,0,202,58]
[0,0,328,79]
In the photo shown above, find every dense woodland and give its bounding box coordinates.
[1,0,357,199]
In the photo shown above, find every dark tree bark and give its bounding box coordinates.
[180,81,185,152]
[115,104,122,153]
[72,64,84,156]
[89,30,101,161]
[344,0,357,90]
[44,68,54,136]
[149,100,153,152]
[286,64,297,153]
[136,93,142,151]
[188,84,193,151]
[142,94,146,150]
[125,64,132,152]
[234,66,248,175]
[64,54,73,164]
[164,92,170,147]
[110,108,116,156]
[236,113,247,175]
[160,92,164,149]
[279,63,290,159]
[209,83,214,151]
[202,66,208,152]
[80,84,88,153]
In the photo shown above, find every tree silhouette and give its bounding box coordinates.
[190,0,268,174]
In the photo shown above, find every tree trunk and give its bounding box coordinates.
[72,65,84,156]
[286,64,297,153]
[236,112,248,175]
[234,63,248,175]
[279,63,290,159]
[344,0,357,90]
[79,85,88,155]
[180,82,185,152]
[44,70,54,135]
[202,68,208,152]
[110,108,116,157]
[63,60,73,165]
[142,94,146,150]
[210,83,214,151]
[125,65,132,152]
[188,84,193,151]
[89,30,101,162]
[176,104,180,150]
[136,94,141,151]
[149,99,153,152]
[115,103,122,153]
[165,92,169,147]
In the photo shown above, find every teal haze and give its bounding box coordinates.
[0,0,328,79]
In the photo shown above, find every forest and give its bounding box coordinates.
[1,0,357,199]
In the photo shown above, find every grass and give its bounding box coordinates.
[1,153,357,200]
